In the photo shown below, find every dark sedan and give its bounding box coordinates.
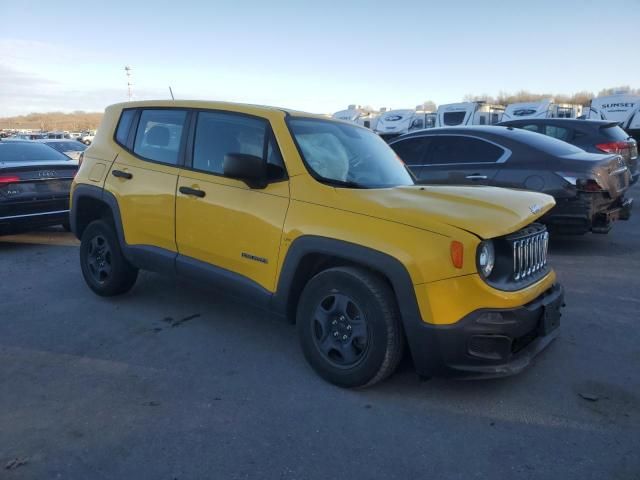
[498,118,639,183]
[389,126,633,234]
[0,141,78,234]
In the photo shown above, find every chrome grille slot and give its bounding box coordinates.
[511,227,549,282]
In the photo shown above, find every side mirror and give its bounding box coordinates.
[223,153,267,189]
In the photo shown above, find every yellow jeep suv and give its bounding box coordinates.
[70,100,564,387]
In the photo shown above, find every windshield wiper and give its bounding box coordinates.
[320,177,368,189]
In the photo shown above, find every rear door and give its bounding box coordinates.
[104,108,187,252]
[419,135,508,185]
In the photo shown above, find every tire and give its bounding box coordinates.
[297,266,404,388]
[80,219,138,296]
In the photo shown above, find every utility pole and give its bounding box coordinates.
[125,65,133,101]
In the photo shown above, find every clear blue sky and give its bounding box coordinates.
[1,0,639,116]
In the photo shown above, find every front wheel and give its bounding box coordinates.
[297,266,404,388]
[80,219,138,296]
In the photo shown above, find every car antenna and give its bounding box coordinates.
[169,86,175,101]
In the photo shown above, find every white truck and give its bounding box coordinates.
[332,105,380,130]
[501,99,583,121]
[435,101,504,127]
[584,92,640,141]
[374,107,436,141]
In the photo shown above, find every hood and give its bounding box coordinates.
[336,185,555,239]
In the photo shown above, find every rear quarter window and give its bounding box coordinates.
[115,109,136,146]
[601,125,631,142]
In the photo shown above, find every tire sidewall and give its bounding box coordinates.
[297,269,392,388]
[80,220,134,296]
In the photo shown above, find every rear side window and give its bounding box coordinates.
[133,110,187,165]
[115,109,136,146]
[544,125,572,142]
[192,111,286,180]
[427,136,504,164]
[390,137,430,165]
[521,124,540,133]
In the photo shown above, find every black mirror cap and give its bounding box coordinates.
[223,153,267,189]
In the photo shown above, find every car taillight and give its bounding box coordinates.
[0,175,20,185]
[556,172,605,192]
[577,178,604,192]
[596,141,630,156]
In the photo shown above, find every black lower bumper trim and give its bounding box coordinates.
[408,284,564,379]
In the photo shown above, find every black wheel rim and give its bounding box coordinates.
[311,292,369,368]
[86,235,112,284]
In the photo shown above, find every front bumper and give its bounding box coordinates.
[408,283,564,378]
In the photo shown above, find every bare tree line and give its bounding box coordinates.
[0,111,103,131]
[463,86,640,107]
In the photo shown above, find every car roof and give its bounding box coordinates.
[499,118,618,128]
[35,139,80,143]
[110,99,328,120]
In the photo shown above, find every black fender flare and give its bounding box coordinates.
[271,235,426,355]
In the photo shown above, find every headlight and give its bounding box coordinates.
[477,240,495,278]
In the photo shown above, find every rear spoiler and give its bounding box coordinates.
[599,122,623,130]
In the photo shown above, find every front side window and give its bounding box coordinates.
[390,137,430,165]
[133,109,187,165]
[288,118,413,188]
[193,112,262,174]
[427,136,504,164]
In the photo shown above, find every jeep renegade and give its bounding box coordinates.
[70,100,564,387]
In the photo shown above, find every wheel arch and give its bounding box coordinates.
[272,236,423,330]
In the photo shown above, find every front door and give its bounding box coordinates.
[418,135,506,186]
[175,110,290,292]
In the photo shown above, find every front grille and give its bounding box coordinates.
[511,227,549,282]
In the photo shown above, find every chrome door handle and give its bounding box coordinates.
[465,175,488,180]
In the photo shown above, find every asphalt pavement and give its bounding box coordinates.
[1,184,639,479]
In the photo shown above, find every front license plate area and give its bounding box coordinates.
[541,299,562,335]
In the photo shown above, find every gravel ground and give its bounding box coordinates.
[1,183,639,479]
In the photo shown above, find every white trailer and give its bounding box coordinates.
[502,99,583,121]
[436,101,504,127]
[332,105,380,130]
[374,107,436,141]
[584,93,640,140]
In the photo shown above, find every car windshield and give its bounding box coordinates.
[45,141,87,153]
[0,142,71,162]
[287,118,414,188]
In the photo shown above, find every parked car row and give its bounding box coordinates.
[1,98,633,388]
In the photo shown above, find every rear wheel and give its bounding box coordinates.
[297,266,404,388]
[80,219,138,296]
